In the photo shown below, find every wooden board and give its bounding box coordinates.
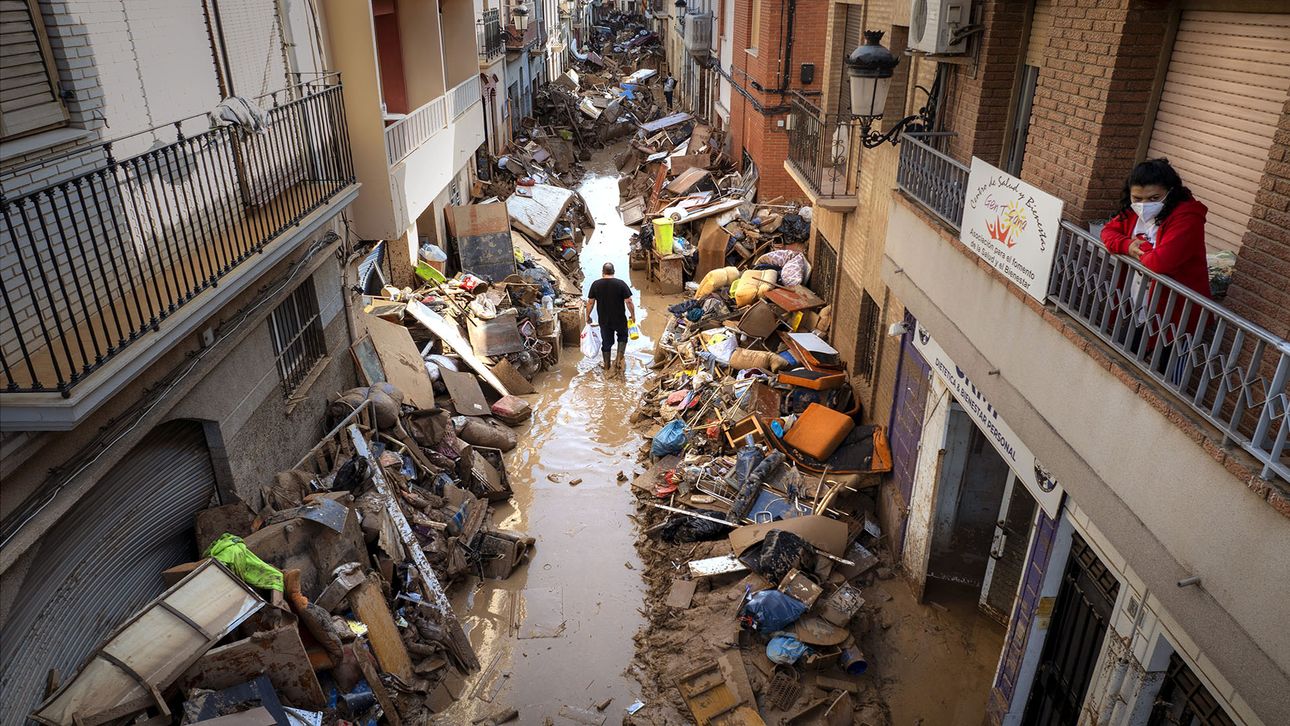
[665,579,698,609]
[349,575,415,683]
[696,218,729,280]
[440,368,490,417]
[179,624,325,709]
[447,203,517,282]
[365,315,436,409]
[489,357,536,395]
[406,301,509,397]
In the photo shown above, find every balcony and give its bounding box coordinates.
[784,97,857,210]
[894,131,1288,482]
[0,77,357,425]
[478,9,504,63]
[385,76,482,167]
[683,11,712,56]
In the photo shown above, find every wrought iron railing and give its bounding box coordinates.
[895,130,1289,481]
[385,77,481,167]
[478,9,504,61]
[895,131,966,228]
[0,76,355,396]
[785,97,856,199]
[1049,224,1289,481]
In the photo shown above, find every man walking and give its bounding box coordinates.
[663,73,676,110]
[585,262,635,376]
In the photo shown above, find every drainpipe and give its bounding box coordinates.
[1097,655,1131,726]
[777,0,796,94]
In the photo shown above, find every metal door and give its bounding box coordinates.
[1022,531,1119,725]
[1148,652,1236,726]
[0,420,217,724]
[980,474,1038,623]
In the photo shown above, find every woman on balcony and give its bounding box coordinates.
[1101,158,1213,382]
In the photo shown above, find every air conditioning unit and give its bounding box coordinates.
[684,11,713,55]
[909,0,968,54]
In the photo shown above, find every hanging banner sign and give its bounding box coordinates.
[961,157,1065,302]
[913,321,1064,518]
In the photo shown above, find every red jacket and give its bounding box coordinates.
[1100,199,1212,345]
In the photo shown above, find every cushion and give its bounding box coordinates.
[782,403,855,460]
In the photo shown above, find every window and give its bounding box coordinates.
[748,0,761,52]
[270,277,326,396]
[0,0,69,140]
[810,233,837,305]
[855,290,880,379]
[1003,65,1039,176]
[1148,652,1236,726]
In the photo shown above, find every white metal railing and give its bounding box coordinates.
[384,77,481,166]
[450,75,481,120]
[385,96,446,166]
[896,131,1290,482]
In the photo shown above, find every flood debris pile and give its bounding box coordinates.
[28,246,597,723]
[624,256,899,724]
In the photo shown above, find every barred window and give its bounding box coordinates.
[269,277,326,396]
[810,234,837,305]
[855,290,880,379]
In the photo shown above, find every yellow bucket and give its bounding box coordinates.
[652,217,674,255]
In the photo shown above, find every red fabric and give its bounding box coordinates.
[1100,199,1212,344]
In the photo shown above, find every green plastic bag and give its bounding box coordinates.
[204,533,284,592]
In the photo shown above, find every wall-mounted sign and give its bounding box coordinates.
[961,157,1065,302]
[913,321,1064,518]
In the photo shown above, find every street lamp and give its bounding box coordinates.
[845,30,934,148]
[512,4,530,32]
[674,0,686,8]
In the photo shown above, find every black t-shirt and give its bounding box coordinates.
[588,277,632,330]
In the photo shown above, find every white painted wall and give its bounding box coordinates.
[391,96,485,235]
[882,198,1290,723]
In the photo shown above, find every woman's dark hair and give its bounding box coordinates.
[1115,158,1194,226]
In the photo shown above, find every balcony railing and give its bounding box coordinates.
[385,77,481,167]
[0,76,355,396]
[786,97,856,199]
[478,9,504,61]
[896,131,1289,482]
[1050,225,1289,481]
[895,131,966,228]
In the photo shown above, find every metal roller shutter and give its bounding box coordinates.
[0,420,217,724]
[1024,0,1054,68]
[1147,11,1290,254]
[0,0,69,138]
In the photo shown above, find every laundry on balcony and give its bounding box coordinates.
[209,96,270,137]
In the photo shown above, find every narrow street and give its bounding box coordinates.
[446,145,665,723]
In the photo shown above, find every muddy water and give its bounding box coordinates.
[445,146,674,724]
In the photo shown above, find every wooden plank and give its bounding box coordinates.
[355,643,402,726]
[489,357,536,395]
[365,315,436,410]
[695,219,728,279]
[348,575,415,683]
[406,300,509,397]
[178,624,325,709]
[717,652,757,708]
[665,579,698,609]
[439,368,491,417]
[447,203,517,282]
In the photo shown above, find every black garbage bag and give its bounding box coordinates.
[780,213,810,243]
[740,529,814,583]
[658,509,732,543]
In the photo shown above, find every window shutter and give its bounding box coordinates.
[1148,11,1290,254]
[0,0,68,139]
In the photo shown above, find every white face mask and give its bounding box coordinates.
[1131,190,1169,224]
[1132,200,1164,222]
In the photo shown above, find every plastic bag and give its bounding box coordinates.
[205,533,284,591]
[658,508,731,543]
[738,589,807,633]
[651,419,687,457]
[767,632,812,665]
[580,325,603,358]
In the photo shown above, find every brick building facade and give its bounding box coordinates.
[789,0,1290,723]
[721,0,828,200]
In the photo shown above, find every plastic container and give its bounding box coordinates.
[652,217,675,255]
[628,318,640,340]
[418,240,448,274]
